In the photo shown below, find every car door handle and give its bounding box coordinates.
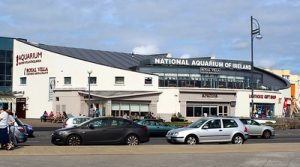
[219,129,223,131]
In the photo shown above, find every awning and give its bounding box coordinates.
[0,97,13,103]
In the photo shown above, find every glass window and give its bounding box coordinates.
[211,107,217,116]
[115,76,124,84]
[222,119,238,128]
[224,106,228,116]
[186,107,194,117]
[140,104,149,112]
[111,119,130,127]
[218,106,223,116]
[20,77,27,85]
[204,119,221,129]
[145,77,152,84]
[64,77,71,85]
[195,107,202,117]
[89,77,97,84]
[89,118,109,128]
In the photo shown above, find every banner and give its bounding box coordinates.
[49,77,56,101]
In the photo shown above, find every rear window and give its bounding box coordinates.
[222,119,238,128]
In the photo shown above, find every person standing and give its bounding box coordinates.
[0,103,12,150]
[7,110,16,148]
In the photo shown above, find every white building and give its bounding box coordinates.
[9,38,290,121]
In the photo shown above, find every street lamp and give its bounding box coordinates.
[250,16,263,117]
[87,69,93,117]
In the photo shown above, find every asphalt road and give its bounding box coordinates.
[19,130,300,146]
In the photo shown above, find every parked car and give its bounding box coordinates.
[166,117,248,144]
[13,117,28,143]
[62,116,92,128]
[52,117,150,145]
[14,117,34,137]
[239,118,275,139]
[136,119,176,136]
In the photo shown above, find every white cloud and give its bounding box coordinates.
[180,54,191,58]
[255,59,276,69]
[232,41,248,50]
[132,45,160,55]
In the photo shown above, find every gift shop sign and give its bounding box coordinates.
[249,94,276,99]
[16,52,43,66]
[24,67,48,75]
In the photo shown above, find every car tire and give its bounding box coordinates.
[262,130,271,139]
[185,135,198,145]
[66,135,82,146]
[125,134,140,145]
[232,134,244,144]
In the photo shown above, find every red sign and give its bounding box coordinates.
[24,67,48,75]
[249,94,276,99]
[16,52,43,66]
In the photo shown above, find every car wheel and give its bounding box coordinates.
[232,134,244,144]
[262,130,271,139]
[185,135,198,145]
[67,135,81,146]
[126,134,139,145]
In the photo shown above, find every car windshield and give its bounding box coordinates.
[188,118,208,128]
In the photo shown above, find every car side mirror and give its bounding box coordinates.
[202,125,209,129]
[88,124,95,129]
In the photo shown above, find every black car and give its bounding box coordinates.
[51,117,149,145]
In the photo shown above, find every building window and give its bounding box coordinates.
[64,77,71,85]
[88,77,97,84]
[56,97,59,101]
[145,77,152,85]
[115,76,124,84]
[20,77,26,85]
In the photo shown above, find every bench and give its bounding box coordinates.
[46,116,55,122]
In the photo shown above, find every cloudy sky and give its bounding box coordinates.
[1,0,299,74]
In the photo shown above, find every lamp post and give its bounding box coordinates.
[87,69,93,117]
[250,16,263,117]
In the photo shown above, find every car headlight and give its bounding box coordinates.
[172,132,179,136]
[57,131,68,135]
[167,131,179,136]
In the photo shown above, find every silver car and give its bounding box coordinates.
[239,118,275,139]
[166,117,248,144]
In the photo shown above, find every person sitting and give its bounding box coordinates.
[49,111,54,118]
[40,111,48,122]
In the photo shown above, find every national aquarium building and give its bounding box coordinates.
[0,37,290,121]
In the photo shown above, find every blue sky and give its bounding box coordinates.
[1,0,300,74]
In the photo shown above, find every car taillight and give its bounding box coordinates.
[244,127,248,133]
[63,123,67,128]
[18,127,25,133]
[142,126,148,132]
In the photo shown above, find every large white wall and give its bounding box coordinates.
[156,88,180,115]
[13,40,159,118]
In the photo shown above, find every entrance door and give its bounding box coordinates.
[202,106,218,117]
[16,98,26,118]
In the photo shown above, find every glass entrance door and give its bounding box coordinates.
[202,106,218,117]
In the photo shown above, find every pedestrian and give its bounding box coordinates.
[0,103,12,150]
[7,110,16,148]
[95,108,100,117]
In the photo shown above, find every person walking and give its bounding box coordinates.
[0,103,12,150]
